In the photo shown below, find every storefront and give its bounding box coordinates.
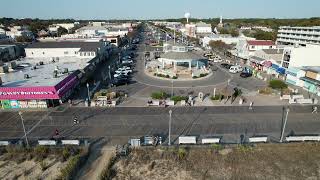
[0,73,79,109]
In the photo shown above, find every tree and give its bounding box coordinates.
[230,29,239,37]
[253,30,277,41]
[217,28,229,34]
[57,27,68,37]
[209,40,230,51]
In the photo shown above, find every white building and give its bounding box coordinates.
[195,22,212,34]
[281,44,320,68]
[277,26,320,46]
[25,41,111,59]
[235,40,276,59]
[201,34,255,48]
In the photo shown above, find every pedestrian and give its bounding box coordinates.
[312,106,318,114]
[249,101,253,110]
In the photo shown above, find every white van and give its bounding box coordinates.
[229,65,243,73]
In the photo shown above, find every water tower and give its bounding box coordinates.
[184,12,191,24]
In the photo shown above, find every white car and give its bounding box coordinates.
[115,69,132,74]
[229,65,243,73]
[122,60,133,64]
[213,57,222,63]
[122,66,131,70]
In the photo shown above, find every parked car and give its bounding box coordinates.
[213,57,222,63]
[240,72,252,78]
[122,60,133,64]
[229,65,243,73]
[221,63,232,69]
[111,78,130,87]
[122,55,132,60]
[114,72,129,78]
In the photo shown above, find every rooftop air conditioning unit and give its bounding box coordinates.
[24,74,30,79]
[63,68,69,74]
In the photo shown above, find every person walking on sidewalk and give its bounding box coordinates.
[312,106,318,114]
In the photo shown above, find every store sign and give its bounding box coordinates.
[0,87,59,100]
[0,91,54,96]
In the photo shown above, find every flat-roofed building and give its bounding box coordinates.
[277,26,320,46]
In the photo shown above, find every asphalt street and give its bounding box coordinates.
[0,106,319,144]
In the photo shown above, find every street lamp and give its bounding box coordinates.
[18,111,29,147]
[168,110,172,146]
[86,83,90,102]
[280,107,290,143]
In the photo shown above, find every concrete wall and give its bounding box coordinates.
[289,45,320,67]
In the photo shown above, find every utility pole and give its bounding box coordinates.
[168,110,172,146]
[171,80,174,98]
[280,107,290,143]
[174,25,176,44]
[18,112,29,147]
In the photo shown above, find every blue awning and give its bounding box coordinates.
[271,64,279,70]
[277,67,286,75]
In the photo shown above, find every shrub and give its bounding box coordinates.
[34,146,49,161]
[211,144,223,151]
[60,155,80,179]
[151,91,168,100]
[192,76,199,79]
[269,80,288,89]
[166,75,170,78]
[200,73,208,77]
[40,160,48,171]
[172,76,178,79]
[99,156,118,180]
[170,96,187,103]
[210,94,222,101]
[177,147,187,160]
[259,87,273,95]
[62,147,71,161]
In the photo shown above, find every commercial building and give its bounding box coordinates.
[195,22,212,34]
[280,44,320,68]
[0,41,113,109]
[25,41,109,58]
[201,34,255,48]
[277,26,320,46]
[286,66,320,96]
[234,40,276,59]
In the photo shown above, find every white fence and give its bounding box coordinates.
[179,136,197,144]
[286,136,320,142]
[0,141,10,146]
[38,140,57,146]
[61,140,80,145]
[201,138,220,144]
[249,137,268,143]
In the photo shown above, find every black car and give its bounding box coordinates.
[111,78,130,87]
[221,63,232,69]
[240,72,252,78]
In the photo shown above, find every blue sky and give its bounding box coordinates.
[0,0,319,19]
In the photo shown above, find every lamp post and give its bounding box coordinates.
[280,107,290,143]
[18,111,29,147]
[86,83,90,102]
[168,110,172,146]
